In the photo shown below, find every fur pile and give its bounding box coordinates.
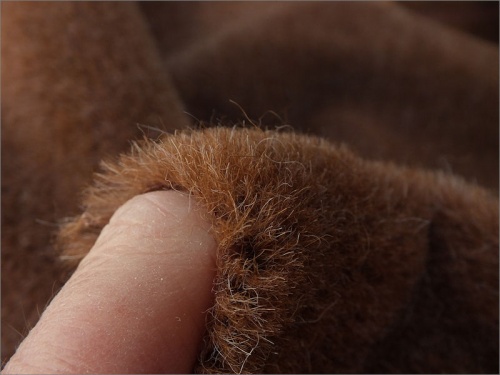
[2,2,498,373]
[58,127,498,373]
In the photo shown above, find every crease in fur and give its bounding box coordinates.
[58,127,498,373]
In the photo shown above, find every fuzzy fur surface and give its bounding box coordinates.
[58,127,499,373]
[2,1,498,373]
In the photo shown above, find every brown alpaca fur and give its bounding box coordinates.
[2,1,498,373]
[1,2,187,360]
[57,127,499,373]
[143,1,499,190]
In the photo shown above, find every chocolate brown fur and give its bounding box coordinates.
[2,2,498,372]
[1,2,187,359]
[58,127,499,373]
[147,2,499,190]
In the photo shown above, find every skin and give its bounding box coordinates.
[3,191,217,374]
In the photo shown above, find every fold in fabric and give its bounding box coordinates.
[2,2,498,372]
[58,127,499,373]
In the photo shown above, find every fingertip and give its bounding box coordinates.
[4,191,217,374]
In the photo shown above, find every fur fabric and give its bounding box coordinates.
[2,1,498,373]
[58,127,498,373]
